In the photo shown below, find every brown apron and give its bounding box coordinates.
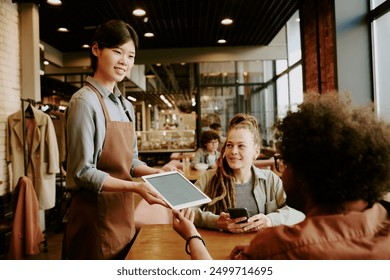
[63,83,135,259]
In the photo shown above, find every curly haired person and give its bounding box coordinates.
[191,130,221,169]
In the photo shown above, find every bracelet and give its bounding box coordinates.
[185,235,206,255]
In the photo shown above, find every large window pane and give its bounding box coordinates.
[372,11,390,120]
[276,74,289,119]
[371,0,387,9]
[289,65,304,112]
[287,11,302,66]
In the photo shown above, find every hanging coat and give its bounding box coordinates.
[8,176,45,259]
[6,106,60,210]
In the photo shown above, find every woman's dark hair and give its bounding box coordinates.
[200,130,220,148]
[276,92,390,205]
[202,113,262,214]
[209,123,222,131]
[90,19,139,73]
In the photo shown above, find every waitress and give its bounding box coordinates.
[63,20,168,259]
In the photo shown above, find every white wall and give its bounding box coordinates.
[0,0,20,194]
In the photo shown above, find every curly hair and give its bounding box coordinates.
[275,92,390,205]
[202,113,262,214]
[200,130,220,148]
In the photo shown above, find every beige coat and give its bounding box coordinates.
[6,106,59,210]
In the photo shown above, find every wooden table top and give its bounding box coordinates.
[126,224,256,260]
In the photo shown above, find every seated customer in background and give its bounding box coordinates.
[192,113,305,233]
[173,92,390,259]
[210,122,226,151]
[191,130,221,169]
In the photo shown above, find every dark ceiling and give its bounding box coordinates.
[34,0,300,53]
[15,0,300,108]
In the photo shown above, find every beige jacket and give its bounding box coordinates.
[6,106,59,210]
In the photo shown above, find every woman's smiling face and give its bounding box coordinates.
[224,128,259,171]
[93,40,136,87]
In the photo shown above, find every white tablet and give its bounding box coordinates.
[142,171,211,210]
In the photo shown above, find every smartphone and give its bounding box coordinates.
[228,208,250,223]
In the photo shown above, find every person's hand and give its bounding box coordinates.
[230,245,250,260]
[172,209,199,241]
[216,212,248,233]
[216,212,271,233]
[161,165,176,172]
[244,213,272,231]
[161,164,183,174]
[173,208,213,260]
[154,168,165,174]
[136,181,168,208]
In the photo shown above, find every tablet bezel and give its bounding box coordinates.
[141,171,211,210]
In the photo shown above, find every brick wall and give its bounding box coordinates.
[300,0,337,94]
[0,0,20,195]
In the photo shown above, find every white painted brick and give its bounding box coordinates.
[0,0,20,192]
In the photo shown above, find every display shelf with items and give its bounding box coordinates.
[136,130,196,153]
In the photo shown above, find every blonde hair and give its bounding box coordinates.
[202,113,262,214]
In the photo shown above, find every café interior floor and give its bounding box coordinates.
[23,228,64,260]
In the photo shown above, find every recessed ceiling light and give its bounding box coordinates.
[132,9,146,16]
[144,32,154,38]
[81,44,90,49]
[221,18,233,25]
[47,0,62,5]
[217,39,227,44]
[57,27,69,32]
[127,96,137,102]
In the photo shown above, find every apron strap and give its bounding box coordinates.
[85,82,111,122]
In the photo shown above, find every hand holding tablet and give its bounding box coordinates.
[142,171,211,210]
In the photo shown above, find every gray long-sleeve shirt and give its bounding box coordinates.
[65,76,145,193]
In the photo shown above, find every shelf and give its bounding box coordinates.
[139,149,195,153]
[136,129,196,152]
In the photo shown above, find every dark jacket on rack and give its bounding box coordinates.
[6,106,60,210]
[8,176,45,260]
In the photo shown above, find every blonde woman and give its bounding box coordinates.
[193,113,304,233]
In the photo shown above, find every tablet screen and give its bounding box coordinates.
[142,171,211,210]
